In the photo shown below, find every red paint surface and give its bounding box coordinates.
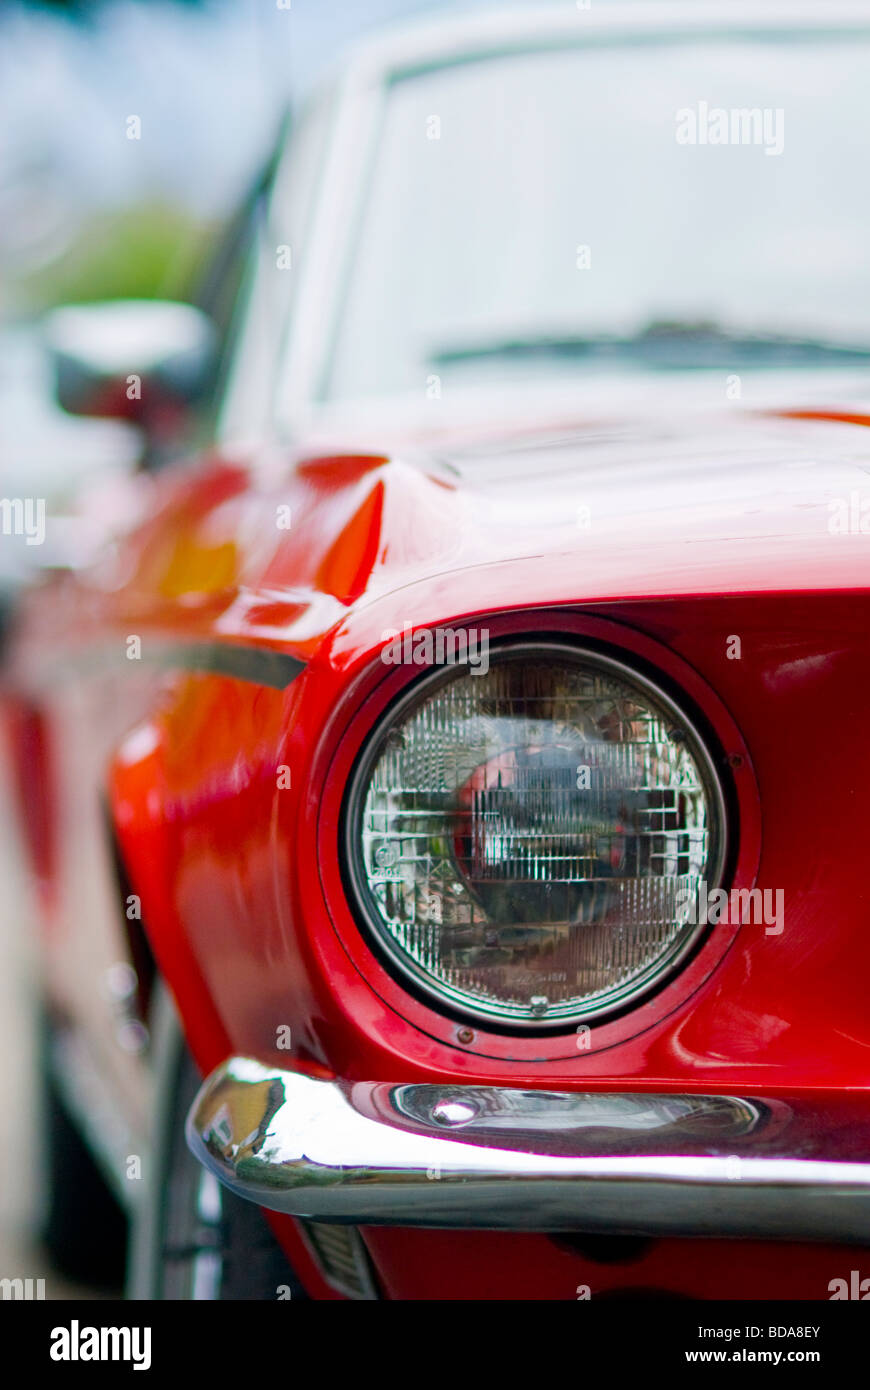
[9,403,870,1297]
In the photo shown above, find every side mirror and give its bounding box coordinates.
[44,299,216,445]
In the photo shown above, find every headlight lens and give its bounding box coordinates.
[345,644,726,1029]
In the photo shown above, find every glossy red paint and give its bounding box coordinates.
[11,402,870,1298]
[105,583,870,1089]
[774,408,870,429]
[359,1228,870,1302]
[2,695,55,912]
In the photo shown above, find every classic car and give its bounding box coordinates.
[6,0,870,1301]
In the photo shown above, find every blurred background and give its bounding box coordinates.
[0,0,461,581]
[0,0,500,1296]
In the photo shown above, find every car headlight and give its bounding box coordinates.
[344,642,727,1030]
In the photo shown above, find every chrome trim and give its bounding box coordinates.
[186,1059,870,1242]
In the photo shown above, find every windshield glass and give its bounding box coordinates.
[323,36,870,402]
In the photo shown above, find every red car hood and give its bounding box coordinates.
[261,404,870,615]
[98,396,870,666]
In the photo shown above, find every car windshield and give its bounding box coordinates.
[322,35,870,402]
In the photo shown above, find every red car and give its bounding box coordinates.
[7,1,870,1301]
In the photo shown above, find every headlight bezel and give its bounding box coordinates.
[341,636,730,1035]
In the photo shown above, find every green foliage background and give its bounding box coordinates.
[21,202,214,311]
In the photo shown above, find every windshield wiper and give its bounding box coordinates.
[430,320,870,370]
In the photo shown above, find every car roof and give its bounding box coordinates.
[341,1,870,87]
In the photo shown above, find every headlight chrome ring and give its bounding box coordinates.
[342,641,728,1033]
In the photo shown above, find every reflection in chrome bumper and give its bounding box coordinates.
[185,1058,870,1241]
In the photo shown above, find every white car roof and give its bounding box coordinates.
[342,1,870,86]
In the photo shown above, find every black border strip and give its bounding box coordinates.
[164,642,305,689]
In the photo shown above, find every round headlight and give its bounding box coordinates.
[344,643,727,1030]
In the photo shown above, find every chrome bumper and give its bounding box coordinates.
[185,1058,870,1242]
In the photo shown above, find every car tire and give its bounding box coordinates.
[37,1010,128,1289]
[128,981,307,1300]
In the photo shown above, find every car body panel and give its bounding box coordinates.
[11,400,870,1089]
[8,1,870,1301]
